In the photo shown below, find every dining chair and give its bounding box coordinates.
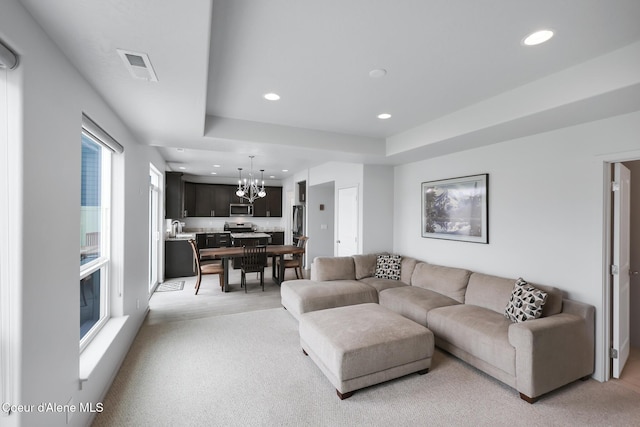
[240,245,268,293]
[188,239,224,294]
[277,236,308,280]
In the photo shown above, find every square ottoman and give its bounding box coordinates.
[299,303,434,399]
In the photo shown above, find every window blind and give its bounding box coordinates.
[82,114,124,154]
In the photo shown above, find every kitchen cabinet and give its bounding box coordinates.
[183,182,196,217]
[267,231,284,245]
[252,186,283,217]
[165,172,183,219]
[177,181,282,218]
[298,181,306,204]
[194,183,233,217]
[196,232,231,249]
[165,240,195,278]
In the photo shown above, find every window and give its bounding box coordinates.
[1,62,10,415]
[79,117,119,351]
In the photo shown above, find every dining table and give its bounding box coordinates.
[200,244,305,292]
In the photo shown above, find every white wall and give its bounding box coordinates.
[393,110,640,382]
[1,1,164,425]
[363,165,394,254]
[307,183,335,265]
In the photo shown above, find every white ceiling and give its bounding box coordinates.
[18,0,640,179]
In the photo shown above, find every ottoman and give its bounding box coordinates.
[299,303,434,399]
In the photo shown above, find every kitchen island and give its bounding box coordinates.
[230,232,271,246]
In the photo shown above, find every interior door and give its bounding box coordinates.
[613,162,631,378]
[337,186,358,256]
[149,166,161,292]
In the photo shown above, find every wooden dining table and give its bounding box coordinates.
[200,245,305,292]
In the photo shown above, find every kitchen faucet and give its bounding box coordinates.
[171,220,183,236]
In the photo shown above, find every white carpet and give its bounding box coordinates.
[93,308,640,427]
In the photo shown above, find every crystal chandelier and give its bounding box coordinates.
[236,156,267,203]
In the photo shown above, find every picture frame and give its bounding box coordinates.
[421,174,488,243]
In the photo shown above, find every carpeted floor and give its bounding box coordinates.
[92,307,640,427]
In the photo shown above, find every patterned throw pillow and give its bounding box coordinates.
[504,278,548,323]
[375,254,402,280]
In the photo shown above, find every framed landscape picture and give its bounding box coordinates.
[421,174,488,243]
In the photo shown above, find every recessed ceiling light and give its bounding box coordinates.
[210,172,217,175]
[270,175,276,179]
[178,166,186,170]
[522,29,554,46]
[264,92,280,101]
[369,68,387,78]
[282,169,288,172]
[213,164,221,168]
[377,113,392,120]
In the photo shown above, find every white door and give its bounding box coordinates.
[149,166,162,292]
[613,162,631,378]
[337,186,358,256]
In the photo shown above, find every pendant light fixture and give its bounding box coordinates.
[236,156,267,203]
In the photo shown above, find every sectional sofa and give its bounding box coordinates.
[281,254,595,403]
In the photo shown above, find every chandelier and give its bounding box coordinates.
[236,156,267,203]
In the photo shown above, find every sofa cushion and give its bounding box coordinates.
[375,254,402,280]
[400,257,419,285]
[280,279,377,320]
[312,256,356,281]
[353,253,382,279]
[360,277,408,293]
[427,304,516,376]
[410,263,471,303]
[465,273,563,317]
[379,286,460,327]
[504,278,548,323]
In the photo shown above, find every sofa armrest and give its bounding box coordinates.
[508,311,594,399]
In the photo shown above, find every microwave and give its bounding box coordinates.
[229,203,253,216]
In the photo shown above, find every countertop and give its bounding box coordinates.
[230,232,271,239]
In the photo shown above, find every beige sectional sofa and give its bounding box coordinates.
[281,254,595,403]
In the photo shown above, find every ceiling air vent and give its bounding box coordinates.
[116,48,158,82]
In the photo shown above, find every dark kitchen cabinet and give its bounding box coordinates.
[267,231,284,245]
[165,172,183,219]
[196,232,231,249]
[298,181,306,203]
[253,186,283,217]
[183,182,196,217]
[194,184,233,217]
[165,240,195,278]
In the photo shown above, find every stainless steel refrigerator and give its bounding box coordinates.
[292,205,304,242]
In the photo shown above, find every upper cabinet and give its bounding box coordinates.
[183,182,196,217]
[252,186,283,217]
[165,172,183,219]
[168,180,283,218]
[194,184,232,217]
[298,180,306,204]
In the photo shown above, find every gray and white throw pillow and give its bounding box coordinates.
[375,254,401,280]
[504,278,548,323]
